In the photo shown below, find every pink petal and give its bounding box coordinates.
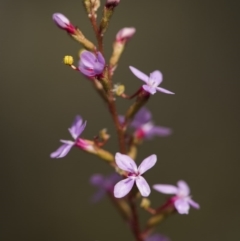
[136,176,151,197]
[142,85,156,95]
[90,174,105,187]
[129,66,149,83]
[113,177,135,198]
[150,70,163,85]
[68,115,86,140]
[138,154,157,175]
[152,184,178,194]
[115,153,138,173]
[174,199,190,214]
[188,198,200,209]
[156,87,175,94]
[177,180,190,196]
[50,142,74,158]
[96,52,105,65]
[80,51,96,68]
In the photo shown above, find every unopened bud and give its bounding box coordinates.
[106,0,120,8]
[83,0,100,14]
[116,27,136,42]
[109,28,136,67]
[52,13,75,34]
[63,55,74,65]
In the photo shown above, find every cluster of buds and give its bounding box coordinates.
[50,1,199,241]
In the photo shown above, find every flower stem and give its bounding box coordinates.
[107,67,126,154]
[89,10,103,53]
[128,192,143,241]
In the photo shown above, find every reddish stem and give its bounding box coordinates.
[128,193,143,241]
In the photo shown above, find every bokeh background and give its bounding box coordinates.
[1,0,240,240]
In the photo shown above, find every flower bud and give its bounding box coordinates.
[116,27,136,42]
[105,0,120,8]
[83,0,100,14]
[52,13,75,34]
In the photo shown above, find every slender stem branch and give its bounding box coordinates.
[89,9,103,53]
[128,193,143,241]
[107,67,126,154]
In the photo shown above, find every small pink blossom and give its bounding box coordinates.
[50,115,93,158]
[52,13,75,34]
[116,27,136,42]
[153,180,200,214]
[129,66,174,95]
[114,153,157,198]
[119,107,172,140]
[78,51,105,77]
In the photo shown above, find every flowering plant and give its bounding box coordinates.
[51,1,199,240]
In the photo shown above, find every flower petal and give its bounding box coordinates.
[115,153,138,173]
[138,154,157,175]
[96,52,105,65]
[142,85,157,95]
[90,174,105,187]
[129,66,149,83]
[156,87,174,94]
[80,51,96,68]
[188,198,200,209]
[136,176,151,197]
[174,199,190,214]
[78,63,95,77]
[114,177,135,198]
[68,115,86,140]
[152,184,178,194]
[50,142,74,158]
[145,126,172,139]
[130,107,152,128]
[177,180,190,196]
[150,70,163,85]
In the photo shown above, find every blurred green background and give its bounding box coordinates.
[1,0,239,240]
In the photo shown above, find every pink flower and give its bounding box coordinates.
[78,51,105,77]
[52,13,75,34]
[114,153,157,198]
[119,107,172,140]
[153,180,200,214]
[50,115,93,158]
[116,27,136,42]
[129,66,174,95]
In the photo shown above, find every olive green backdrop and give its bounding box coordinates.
[1,0,239,241]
